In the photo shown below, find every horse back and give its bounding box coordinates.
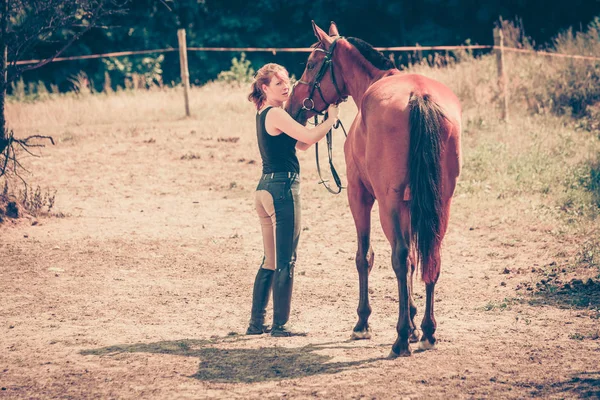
[348,72,461,201]
[362,73,461,135]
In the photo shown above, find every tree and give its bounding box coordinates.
[0,0,127,179]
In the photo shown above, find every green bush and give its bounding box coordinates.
[102,54,164,90]
[217,53,255,86]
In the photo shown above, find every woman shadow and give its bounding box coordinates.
[81,335,385,383]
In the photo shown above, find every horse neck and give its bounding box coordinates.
[337,46,391,107]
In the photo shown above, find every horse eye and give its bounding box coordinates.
[307,63,314,70]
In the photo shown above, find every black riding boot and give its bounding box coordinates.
[246,267,274,335]
[271,261,297,337]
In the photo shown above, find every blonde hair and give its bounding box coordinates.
[247,63,289,110]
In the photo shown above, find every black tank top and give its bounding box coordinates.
[256,106,300,174]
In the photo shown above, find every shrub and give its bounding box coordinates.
[102,54,164,90]
[0,179,56,220]
[510,17,600,121]
[217,53,255,86]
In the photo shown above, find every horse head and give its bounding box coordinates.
[285,21,348,125]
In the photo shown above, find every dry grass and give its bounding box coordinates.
[407,18,600,123]
[5,82,250,131]
[404,54,499,120]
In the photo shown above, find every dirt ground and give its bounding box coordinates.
[1,104,599,399]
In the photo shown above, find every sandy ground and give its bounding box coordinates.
[1,109,599,399]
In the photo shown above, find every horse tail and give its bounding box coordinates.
[408,93,445,284]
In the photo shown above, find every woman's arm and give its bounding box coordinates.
[266,105,340,146]
[295,141,311,151]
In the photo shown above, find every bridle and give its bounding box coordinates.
[293,36,348,121]
[292,37,348,194]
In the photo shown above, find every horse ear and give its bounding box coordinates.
[312,20,333,46]
[328,21,339,37]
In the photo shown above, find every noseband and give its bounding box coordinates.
[293,37,348,120]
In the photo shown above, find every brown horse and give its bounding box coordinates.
[285,22,462,357]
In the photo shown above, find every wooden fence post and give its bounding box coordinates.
[493,27,509,122]
[177,29,191,117]
[1,0,8,143]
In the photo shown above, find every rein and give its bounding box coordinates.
[294,37,349,194]
[314,114,347,194]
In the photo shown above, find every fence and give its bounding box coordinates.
[12,28,600,121]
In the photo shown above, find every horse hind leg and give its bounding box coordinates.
[417,237,444,351]
[348,179,375,340]
[408,249,420,343]
[417,202,449,351]
[384,204,413,358]
[417,255,440,351]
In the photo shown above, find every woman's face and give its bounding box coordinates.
[263,73,290,104]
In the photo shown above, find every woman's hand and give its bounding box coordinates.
[327,104,340,121]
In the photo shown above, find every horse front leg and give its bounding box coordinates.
[351,232,374,339]
[348,178,375,340]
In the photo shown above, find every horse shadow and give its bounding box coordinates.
[81,335,385,383]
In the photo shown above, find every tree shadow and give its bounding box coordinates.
[532,371,600,399]
[81,335,385,383]
[528,278,600,311]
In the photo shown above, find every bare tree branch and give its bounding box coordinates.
[17,24,95,73]
[0,130,55,179]
[8,0,128,76]
[1,0,128,184]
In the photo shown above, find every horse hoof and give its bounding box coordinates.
[416,338,435,351]
[388,348,411,358]
[409,329,421,343]
[351,330,372,340]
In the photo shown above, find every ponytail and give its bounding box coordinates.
[247,80,266,110]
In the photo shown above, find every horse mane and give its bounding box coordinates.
[346,37,395,70]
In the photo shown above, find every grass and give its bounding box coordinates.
[568,331,599,341]
[481,297,522,311]
[0,180,57,220]
[5,81,250,129]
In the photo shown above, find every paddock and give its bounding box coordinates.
[1,84,598,399]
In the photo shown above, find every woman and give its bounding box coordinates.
[246,63,339,337]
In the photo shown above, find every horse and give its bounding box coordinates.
[285,21,462,357]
